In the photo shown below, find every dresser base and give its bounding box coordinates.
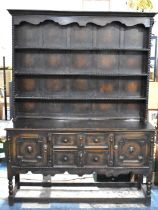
[6,126,154,206]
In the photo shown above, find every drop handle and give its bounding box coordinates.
[27,146,33,153]
[129,146,134,153]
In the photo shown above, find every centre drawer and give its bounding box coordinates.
[51,133,78,148]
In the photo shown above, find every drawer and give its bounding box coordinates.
[53,150,78,167]
[52,133,78,148]
[84,150,109,166]
[84,133,110,148]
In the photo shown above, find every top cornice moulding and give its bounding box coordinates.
[8,10,157,27]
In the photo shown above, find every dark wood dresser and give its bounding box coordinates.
[7,10,156,205]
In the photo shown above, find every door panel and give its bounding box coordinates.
[13,133,48,166]
[114,133,150,167]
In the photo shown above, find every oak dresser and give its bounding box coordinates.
[6,10,156,205]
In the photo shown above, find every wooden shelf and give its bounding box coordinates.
[14,47,150,52]
[15,95,147,101]
[14,71,148,77]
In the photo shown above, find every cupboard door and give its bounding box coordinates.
[114,133,150,167]
[13,133,48,167]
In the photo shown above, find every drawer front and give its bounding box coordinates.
[84,133,110,148]
[52,133,78,148]
[84,150,109,166]
[13,133,48,166]
[114,133,150,167]
[53,150,78,167]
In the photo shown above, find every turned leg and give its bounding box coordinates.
[145,175,152,206]
[8,177,14,206]
[15,174,20,189]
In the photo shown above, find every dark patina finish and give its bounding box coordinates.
[6,10,156,205]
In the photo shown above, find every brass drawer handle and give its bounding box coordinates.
[27,146,33,153]
[94,138,99,143]
[93,156,99,162]
[63,156,68,161]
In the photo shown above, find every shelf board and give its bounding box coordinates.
[14,47,150,52]
[15,115,142,120]
[14,71,148,77]
[15,95,147,101]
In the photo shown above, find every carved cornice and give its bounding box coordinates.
[12,15,151,27]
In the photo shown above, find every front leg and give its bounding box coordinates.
[145,174,152,206]
[8,177,14,206]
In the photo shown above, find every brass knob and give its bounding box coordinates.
[129,146,134,153]
[94,138,99,143]
[119,155,124,160]
[93,156,99,161]
[63,156,68,161]
[27,146,33,153]
[138,155,143,160]
[63,139,68,143]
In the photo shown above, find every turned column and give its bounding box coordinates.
[8,177,14,205]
